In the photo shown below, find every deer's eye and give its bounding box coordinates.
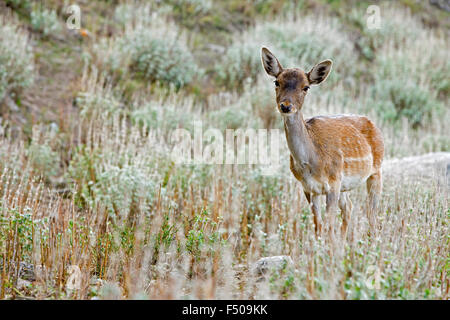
[274,80,280,87]
[303,86,310,92]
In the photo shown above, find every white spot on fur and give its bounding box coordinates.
[341,174,366,191]
[344,154,373,162]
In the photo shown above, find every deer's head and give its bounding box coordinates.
[261,47,332,115]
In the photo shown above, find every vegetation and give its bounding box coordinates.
[0,15,34,101]
[0,0,448,300]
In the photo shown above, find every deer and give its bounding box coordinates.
[261,47,384,240]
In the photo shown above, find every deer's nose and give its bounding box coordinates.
[280,102,292,113]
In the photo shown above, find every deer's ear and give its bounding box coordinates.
[308,60,332,85]
[261,47,283,77]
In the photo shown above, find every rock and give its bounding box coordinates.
[3,94,19,112]
[18,262,47,281]
[90,277,104,286]
[18,262,36,281]
[253,256,294,276]
[17,278,32,290]
[98,281,123,300]
[430,0,450,13]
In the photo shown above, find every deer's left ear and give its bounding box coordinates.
[307,60,332,85]
[261,47,283,77]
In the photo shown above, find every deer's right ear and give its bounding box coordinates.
[261,47,283,77]
[308,60,332,85]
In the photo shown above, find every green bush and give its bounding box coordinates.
[26,125,61,181]
[185,207,223,259]
[4,0,32,12]
[27,142,60,179]
[76,85,122,120]
[168,0,212,15]
[91,164,157,221]
[249,85,280,129]
[263,24,352,75]
[166,0,213,25]
[207,91,264,130]
[30,8,62,37]
[348,6,421,61]
[369,79,443,128]
[216,16,355,90]
[216,42,263,91]
[369,33,447,128]
[208,104,251,130]
[113,3,141,27]
[0,17,34,101]
[131,100,196,132]
[93,13,199,89]
[126,32,197,89]
[67,145,159,224]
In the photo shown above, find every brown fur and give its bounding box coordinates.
[301,115,384,180]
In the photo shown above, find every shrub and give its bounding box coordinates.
[207,90,264,130]
[216,15,355,90]
[0,16,34,101]
[168,0,212,15]
[165,0,213,25]
[67,142,161,224]
[126,32,197,89]
[368,22,447,128]
[216,42,263,91]
[93,11,199,89]
[75,69,123,120]
[130,99,197,132]
[26,125,61,181]
[30,8,62,37]
[369,79,443,128]
[185,207,223,259]
[4,0,32,12]
[90,163,157,222]
[348,5,425,61]
[207,103,252,130]
[249,83,280,129]
[262,19,354,79]
[113,3,142,27]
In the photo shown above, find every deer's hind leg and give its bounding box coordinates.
[366,170,382,234]
[338,192,352,239]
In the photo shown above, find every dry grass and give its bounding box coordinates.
[1,103,448,299]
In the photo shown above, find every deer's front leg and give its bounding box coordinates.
[305,192,323,237]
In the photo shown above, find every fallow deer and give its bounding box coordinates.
[261,47,384,239]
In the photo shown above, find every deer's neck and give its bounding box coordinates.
[283,112,318,168]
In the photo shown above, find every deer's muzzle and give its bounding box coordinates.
[280,102,292,113]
